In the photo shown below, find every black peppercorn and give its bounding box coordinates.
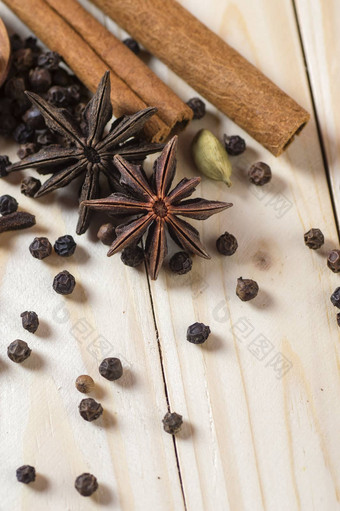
[37,51,61,70]
[0,155,11,177]
[21,311,39,333]
[25,36,39,51]
[21,176,41,197]
[16,465,36,484]
[17,142,39,160]
[53,270,76,295]
[331,288,340,309]
[122,37,141,55]
[337,313,340,327]
[223,134,246,156]
[52,68,72,86]
[327,250,340,273]
[169,252,192,275]
[79,398,103,422]
[186,322,211,344]
[47,86,69,107]
[13,48,34,71]
[0,195,18,216]
[10,34,24,52]
[29,237,52,259]
[97,223,116,245]
[121,246,144,267]
[54,235,77,257]
[186,97,206,120]
[162,412,183,434]
[66,84,80,104]
[0,114,16,138]
[75,375,95,394]
[7,340,31,363]
[99,357,123,381]
[304,228,324,250]
[236,277,259,301]
[13,123,34,144]
[22,106,45,130]
[75,473,98,496]
[36,130,57,146]
[216,232,238,255]
[29,67,52,92]
[4,76,26,101]
[248,162,272,186]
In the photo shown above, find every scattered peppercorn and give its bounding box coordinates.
[236,277,259,301]
[97,223,116,245]
[186,322,211,344]
[37,51,61,70]
[22,106,45,130]
[54,235,77,257]
[0,155,11,177]
[52,68,71,86]
[121,246,144,267]
[17,142,39,160]
[79,398,103,422]
[7,340,31,363]
[75,375,95,394]
[223,134,246,156]
[29,67,52,92]
[29,237,52,259]
[21,176,41,197]
[248,162,272,186]
[304,228,325,249]
[216,231,238,255]
[99,357,123,381]
[337,313,340,327]
[0,195,18,216]
[36,130,57,146]
[169,251,192,275]
[331,288,340,309]
[53,270,76,295]
[327,250,340,273]
[16,465,36,484]
[13,48,34,72]
[47,85,69,107]
[75,473,98,496]
[162,412,183,434]
[13,123,34,144]
[21,311,39,333]
[186,97,206,119]
[122,37,140,54]
[67,84,81,105]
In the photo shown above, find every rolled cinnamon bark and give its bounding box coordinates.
[3,0,169,141]
[90,0,310,156]
[45,0,192,133]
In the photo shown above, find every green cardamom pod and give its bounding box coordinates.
[191,129,232,186]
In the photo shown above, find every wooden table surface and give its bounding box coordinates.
[0,0,339,510]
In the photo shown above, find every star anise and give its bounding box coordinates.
[5,71,163,234]
[82,136,232,279]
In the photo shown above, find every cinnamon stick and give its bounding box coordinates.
[90,0,310,156]
[2,0,169,142]
[44,0,193,133]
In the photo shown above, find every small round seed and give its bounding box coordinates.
[75,375,95,394]
[16,465,36,484]
[99,357,123,381]
[236,277,259,301]
[75,473,98,496]
[162,412,183,434]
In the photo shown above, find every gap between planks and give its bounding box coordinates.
[291,0,340,241]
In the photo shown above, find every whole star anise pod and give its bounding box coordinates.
[5,71,163,234]
[83,136,232,279]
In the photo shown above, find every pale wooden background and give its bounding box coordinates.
[0,0,339,510]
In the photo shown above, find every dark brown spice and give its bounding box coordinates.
[122,37,141,54]
[216,231,238,255]
[186,322,211,344]
[22,106,45,129]
[53,270,76,295]
[0,211,36,233]
[236,277,259,301]
[304,228,324,250]
[17,142,39,160]
[162,412,183,434]
[29,67,52,92]
[16,465,36,484]
[83,136,232,279]
[54,235,77,257]
[169,251,192,275]
[248,162,272,186]
[21,176,41,197]
[6,72,162,235]
[75,375,95,394]
[331,288,340,309]
[13,123,34,144]
[21,310,39,333]
[0,155,11,177]
[97,223,116,245]
[0,195,18,215]
[75,473,98,496]
[186,97,206,119]
[78,398,103,421]
[327,250,340,273]
[223,134,246,156]
[121,246,144,267]
[7,339,31,363]
[37,50,61,70]
[99,357,123,381]
[337,313,340,327]
[29,237,52,259]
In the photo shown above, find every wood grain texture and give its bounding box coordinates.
[0,0,340,510]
